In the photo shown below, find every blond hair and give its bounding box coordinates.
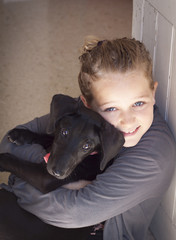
[78,37,153,104]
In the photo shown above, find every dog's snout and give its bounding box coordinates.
[52,169,61,177]
[51,168,68,179]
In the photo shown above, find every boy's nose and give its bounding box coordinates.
[118,111,135,126]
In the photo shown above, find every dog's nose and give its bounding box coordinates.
[52,170,61,177]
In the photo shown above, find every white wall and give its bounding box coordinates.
[132,1,176,239]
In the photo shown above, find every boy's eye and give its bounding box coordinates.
[104,107,117,112]
[133,101,144,107]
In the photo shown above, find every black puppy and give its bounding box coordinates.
[0,94,124,193]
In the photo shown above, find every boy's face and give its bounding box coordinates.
[83,70,158,147]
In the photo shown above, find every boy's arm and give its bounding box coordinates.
[1,107,176,228]
[0,114,50,163]
[10,115,176,228]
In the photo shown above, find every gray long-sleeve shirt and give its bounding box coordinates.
[0,105,175,240]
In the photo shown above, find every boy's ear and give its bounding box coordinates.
[80,95,90,108]
[153,81,158,104]
[154,81,158,92]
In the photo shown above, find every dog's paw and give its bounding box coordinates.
[0,153,10,171]
[8,129,24,145]
[0,167,4,172]
[0,153,18,172]
[8,128,32,145]
[0,163,4,172]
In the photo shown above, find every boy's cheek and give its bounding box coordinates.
[98,112,117,127]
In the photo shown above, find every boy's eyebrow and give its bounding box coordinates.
[134,95,151,99]
[101,95,151,105]
[97,94,152,107]
[99,101,117,106]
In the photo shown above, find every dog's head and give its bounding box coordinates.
[46,94,124,179]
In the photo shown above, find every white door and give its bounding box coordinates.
[132,0,176,240]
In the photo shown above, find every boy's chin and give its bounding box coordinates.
[123,138,141,148]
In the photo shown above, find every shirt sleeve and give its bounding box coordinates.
[8,108,176,228]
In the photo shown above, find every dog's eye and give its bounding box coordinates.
[61,128,69,136]
[82,141,92,151]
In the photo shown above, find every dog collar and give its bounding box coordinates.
[44,151,97,164]
[90,151,98,155]
[44,153,50,163]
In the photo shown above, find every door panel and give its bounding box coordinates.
[154,14,173,120]
[132,0,176,239]
[142,1,157,61]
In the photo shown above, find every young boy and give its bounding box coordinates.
[0,38,175,240]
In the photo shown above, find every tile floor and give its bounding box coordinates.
[0,0,132,139]
[0,0,156,239]
[0,0,132,182]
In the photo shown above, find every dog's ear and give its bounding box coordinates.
[47,94,78,134]
[99,121,124,171]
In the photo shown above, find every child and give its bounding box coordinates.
[0,37,175,240]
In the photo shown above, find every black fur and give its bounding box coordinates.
[0,94,124,194]
[0,94,124,240]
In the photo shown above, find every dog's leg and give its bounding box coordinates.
[8,128,53,149]
[0,152,103,193]
[0,153,61,193]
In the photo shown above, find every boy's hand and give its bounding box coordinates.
[63,180,92,190]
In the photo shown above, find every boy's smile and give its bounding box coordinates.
[88,70,158,147]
